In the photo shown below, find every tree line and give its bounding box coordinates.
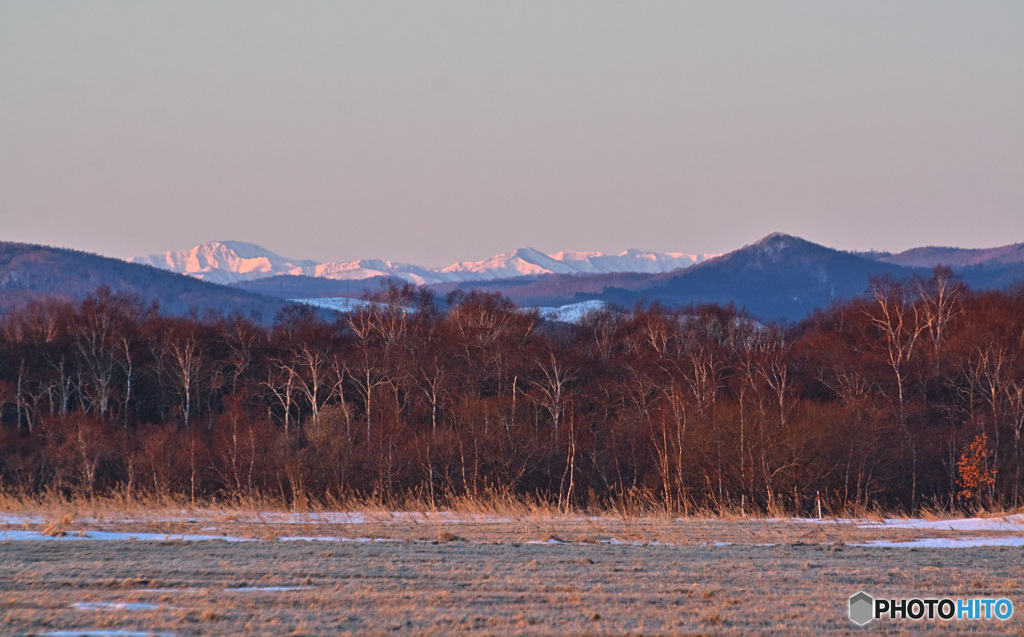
[1,268,1023,514]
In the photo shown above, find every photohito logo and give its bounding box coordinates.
[849,591,1013,626]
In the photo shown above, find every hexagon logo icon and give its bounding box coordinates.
[849,591,874,626]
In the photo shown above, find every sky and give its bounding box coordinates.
[2,1,1023,266]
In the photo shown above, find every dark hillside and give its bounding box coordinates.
[0,241,289,320]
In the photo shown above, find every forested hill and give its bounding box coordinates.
[416,234,1024,321]
[0,241,290,321]
[5,236,1024,324]
[2,275,1023,513]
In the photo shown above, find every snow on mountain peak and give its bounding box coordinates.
[132,242,710,285]
[550,250,604,261]
[130,241,318,285]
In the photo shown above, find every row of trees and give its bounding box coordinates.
[1,270,1023,514]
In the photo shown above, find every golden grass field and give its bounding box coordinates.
[2,498,1024,635]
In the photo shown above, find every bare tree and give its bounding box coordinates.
[529,350,578,436]
[154,320,203,430]
[263,361,298,434]
[915,266,964,371]
[868,276,927,508]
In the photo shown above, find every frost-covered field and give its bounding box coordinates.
[2,509,1023,634]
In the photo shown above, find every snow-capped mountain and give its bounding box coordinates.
[131,241,318,285]
[132,241,714,285]
[131,241,440,285]
[441,247,706,280]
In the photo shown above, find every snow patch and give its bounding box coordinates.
[278,536,402,543]
[0,529,405,544]
[225,586,315,592]
[73,602,166,611]
[295,296,608,324]
[604,538,661,546]
[246,511,515,525]
[533,300,607,324]
[854,536,1024,548]
[0,530,254,542]
[42,632,176,637]
[132,589,204,594]
[791,514,1024,532]
[0,513,47,524]
[290,297,373,313]
[857,514,1024,532]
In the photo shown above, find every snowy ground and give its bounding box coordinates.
[4,508,1024,634]
[3,509,1023,548]
[292,297,608,324]
[291,296,373,313]
[532,299,607,323]
[796,513,1024,548]
[4,527,1023,635]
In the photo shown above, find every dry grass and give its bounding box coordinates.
[9,488,1020,521]
[4,490,1024,551]
[39,512,75,537]
[2,539,1022,635]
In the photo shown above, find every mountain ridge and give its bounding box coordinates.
[7,234,1024,324]
[132,241,716,285]
[867,242,1024,268]
[137,236,1024,290]
[1,241,293,321]
[425,233,918,319]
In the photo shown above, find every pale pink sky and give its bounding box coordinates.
[2,2,1022,266]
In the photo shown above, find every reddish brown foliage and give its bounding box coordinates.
[1,276,1024,513]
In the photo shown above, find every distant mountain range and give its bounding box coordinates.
[216,234,1024,320]
[432,234,1024,319]
[863,243,1024,268]
[3,234,1024,323]
[131,241,715,285]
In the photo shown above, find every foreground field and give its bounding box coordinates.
[2,508,1024,635]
